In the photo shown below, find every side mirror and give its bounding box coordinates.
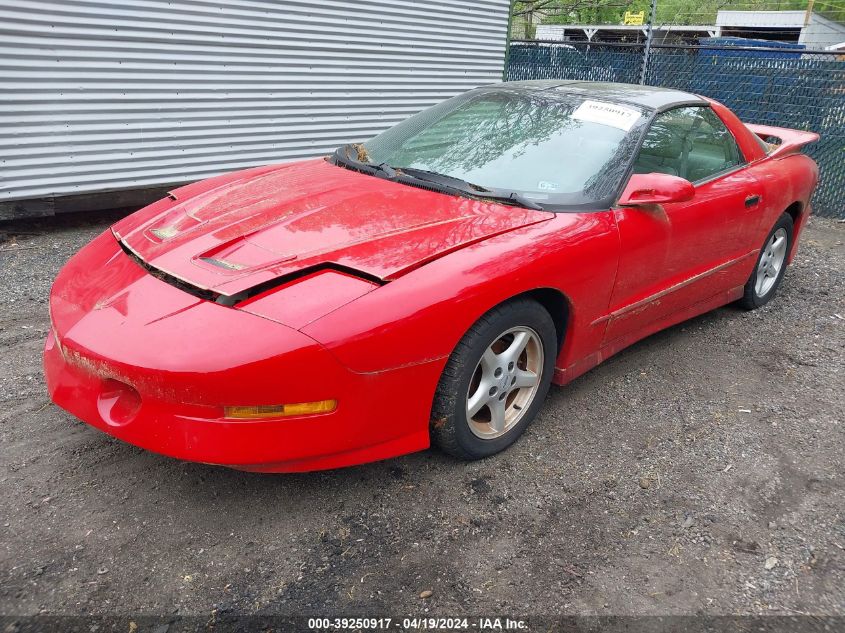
[618,173,695,206]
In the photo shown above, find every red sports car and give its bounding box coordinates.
[45,81,819,472]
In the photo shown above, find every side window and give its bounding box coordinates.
[633,106,744,183]
[632,108,691,179]
[686,108,743,181]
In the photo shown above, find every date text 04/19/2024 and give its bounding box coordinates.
[307,617,528,630]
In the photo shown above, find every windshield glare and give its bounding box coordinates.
[362,88,648,208]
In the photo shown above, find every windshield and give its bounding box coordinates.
[361,88,648,209]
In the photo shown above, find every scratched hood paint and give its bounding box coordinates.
[113,159,552,297]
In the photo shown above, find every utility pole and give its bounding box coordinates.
[804,0,815,27]
[639,0,658,85]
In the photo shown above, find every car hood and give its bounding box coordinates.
[113,159,552,298]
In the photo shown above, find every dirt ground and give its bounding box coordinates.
[0,210,843,621]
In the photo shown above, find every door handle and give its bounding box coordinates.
[745,194,761,208]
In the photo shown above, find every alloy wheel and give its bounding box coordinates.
[755,227,788,297]
[465,326,544,439]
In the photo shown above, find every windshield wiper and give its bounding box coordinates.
[475,190,546,211]
[397,167,545,210]
[331,144,396,179]
[330,146,544,211]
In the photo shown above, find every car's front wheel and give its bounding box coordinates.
[430,299,556,460]
[739,213,794,310]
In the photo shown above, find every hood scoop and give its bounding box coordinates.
[198,256,247,271]
[119,237,384,307]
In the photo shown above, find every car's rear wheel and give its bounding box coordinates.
[738,213,793,310]
[430,299,556,460]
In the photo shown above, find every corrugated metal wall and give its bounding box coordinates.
[0,0,511,214]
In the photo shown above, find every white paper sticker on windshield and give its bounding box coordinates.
[572,100,641,131]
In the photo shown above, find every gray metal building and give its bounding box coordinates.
[0,0,512,219]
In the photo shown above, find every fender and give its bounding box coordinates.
[303,211,621,374]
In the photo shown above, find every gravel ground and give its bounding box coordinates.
[0,211,843,621]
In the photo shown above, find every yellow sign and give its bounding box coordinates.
[623,11,645,25]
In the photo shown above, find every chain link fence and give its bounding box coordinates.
[506,41,845,218]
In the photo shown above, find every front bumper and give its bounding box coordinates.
[43,231,439,472]
[44,333,435,472]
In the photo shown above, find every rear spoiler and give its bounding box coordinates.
[745,123,819,158]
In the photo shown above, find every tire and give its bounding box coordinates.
[430,298,557,460]
[738,213,794,310]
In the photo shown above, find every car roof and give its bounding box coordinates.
[500,80,706,111]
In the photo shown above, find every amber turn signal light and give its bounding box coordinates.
[223,400,337,419]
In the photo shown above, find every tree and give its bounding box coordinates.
[513,0,638,27]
